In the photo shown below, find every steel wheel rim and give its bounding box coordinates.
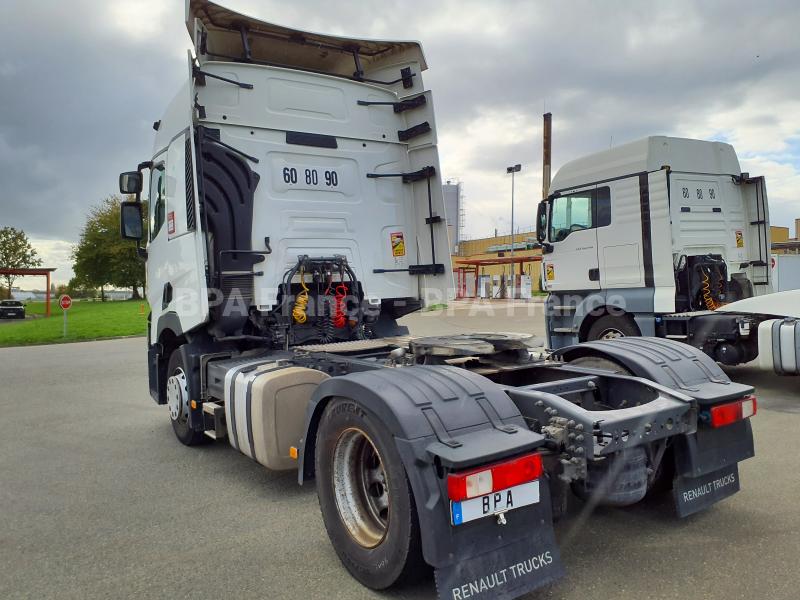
[599,328,625,340]
[332,428,389,548]
[166,367,189,423]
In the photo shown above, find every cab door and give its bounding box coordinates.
[542,187,600,292]
[145,156,168,327]
[145,54,210,335]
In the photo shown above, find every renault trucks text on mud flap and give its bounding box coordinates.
[536,136,800,374]
[118,2,758,599]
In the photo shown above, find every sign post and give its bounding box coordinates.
[59,294,72,337]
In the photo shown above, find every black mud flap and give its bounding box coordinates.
[671,420,752,518]
[434,534,563,600]
[433,492,564,600]
[673,420,754,479]
[673,463,740,518]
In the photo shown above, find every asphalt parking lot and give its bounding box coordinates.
[1,302,798,600]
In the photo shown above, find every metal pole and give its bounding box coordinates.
[510,171,515,299]
[45,273,51,318]
[542,112,552,200]
[63,309,67,338]
[506,163,521,298]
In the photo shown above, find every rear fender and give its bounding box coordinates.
[555,337,756,516]
[553,336,753,403]
[298,365,565,598]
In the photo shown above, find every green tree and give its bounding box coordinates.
[0,227,42,298]
[72,196,145,300]
[66,277,97,299]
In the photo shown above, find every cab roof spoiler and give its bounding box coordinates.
[186,0,427,82]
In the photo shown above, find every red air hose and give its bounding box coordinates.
[332,283,348,328]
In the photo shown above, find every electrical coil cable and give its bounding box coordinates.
[292,268,310,323]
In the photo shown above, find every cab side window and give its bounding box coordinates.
[149,164,166,241]
[549,186,611,242]
[550,192,592,242]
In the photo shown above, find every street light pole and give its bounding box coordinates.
[506,163,521,299]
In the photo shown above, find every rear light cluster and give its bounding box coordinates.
[705,394,757,428]
[447,453,543,502]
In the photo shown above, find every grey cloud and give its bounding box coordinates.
[1,0,798,250]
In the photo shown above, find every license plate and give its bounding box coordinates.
[451,481,540,526]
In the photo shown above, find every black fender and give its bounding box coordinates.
[554,337,755,488]
[172,334,237,430]
[298,365,564,597]
[156,310,184,340]
[552,336,753,403]
[147,312,186,405]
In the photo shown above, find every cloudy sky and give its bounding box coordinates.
[1,0,798,286]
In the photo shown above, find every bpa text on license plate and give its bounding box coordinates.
[451,481,540,526]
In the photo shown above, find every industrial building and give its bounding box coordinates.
[451,230,543,299]
[771,219,800,254]
[442,180,464,255]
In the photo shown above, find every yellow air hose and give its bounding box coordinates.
[701,270,720,311]
[292,268,310,323]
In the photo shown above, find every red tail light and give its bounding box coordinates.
[447,453,543,502]
[708,395,757,428]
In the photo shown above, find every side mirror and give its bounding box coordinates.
[119,171,143,194]
[120,201,144,241]
[536,200,548,242]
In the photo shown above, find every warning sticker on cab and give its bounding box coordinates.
[391,232,406,257]
[545,264,555,281]
[735,230,744,248]
[167,211,176,235]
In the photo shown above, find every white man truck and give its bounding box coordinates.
[118,3,759,599]
[537,136,800,375]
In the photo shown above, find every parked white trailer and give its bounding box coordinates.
[537,136,799,374]
[772,253,800,291]
[118,4,760,599]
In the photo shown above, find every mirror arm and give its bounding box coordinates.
[135,161,152,204]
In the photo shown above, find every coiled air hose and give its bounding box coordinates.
[332,283,348,328]
[701,269,720,311]
[292,268,310,323]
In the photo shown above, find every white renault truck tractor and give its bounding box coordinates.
[537,136,800,375]
[118,3,759,599]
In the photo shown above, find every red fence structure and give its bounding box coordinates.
[453,256,542,299]
[0,268,57,317]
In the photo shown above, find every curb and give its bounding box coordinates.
[0,334,147,349]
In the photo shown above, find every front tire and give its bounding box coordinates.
[166,348,206,446]
[315,397,426,590]
[586,314,640,341]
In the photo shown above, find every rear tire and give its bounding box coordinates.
[166,348,207,446]
[586,315,640,341]
[315,397,426,590]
